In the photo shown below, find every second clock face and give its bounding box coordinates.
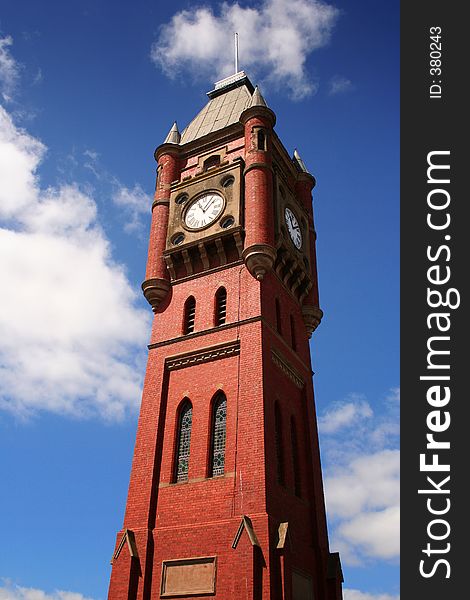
[184,193,224,230]
[285,207,302,250]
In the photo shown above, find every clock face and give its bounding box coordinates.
[285,207,302,250]
[184,193,224,230]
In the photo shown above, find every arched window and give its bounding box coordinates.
[209,393,227,477]
[290,315,297,351]
[184,296,196,334]
[257,129,266,151]
[215,287,227,326]
[275,298,282,335]
[174,400,193,483]
[290,417,301,497]
[274,402,285,486]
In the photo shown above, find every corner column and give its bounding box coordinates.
[295,173,323,335]
[142,142,180,311]
[240,103,277,280]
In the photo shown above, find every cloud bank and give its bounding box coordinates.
[0,35,20,102]
[319,389,400,565]
[112,184,149,234]
[151,0,339,99]
[0,581,94,600]
[0,582,397,600]
[344,590,399,600]
[0,41,150,421]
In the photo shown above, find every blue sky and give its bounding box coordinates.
[0,1,399,599]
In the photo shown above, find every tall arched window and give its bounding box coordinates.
[184,296,196,334]
[215,287,227,326]
[174,400,193,483]
[275,298,282,334]
[290,417,301,497]
[290,315,297,351]
[209,393,227,477]
[274,402,285,486]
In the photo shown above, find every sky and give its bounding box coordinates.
[0,1,399,599]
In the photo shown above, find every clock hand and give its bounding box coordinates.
[203,196,216,213]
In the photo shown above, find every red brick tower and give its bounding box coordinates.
[108,72,343,600]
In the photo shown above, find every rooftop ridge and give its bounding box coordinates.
[207,70,254,99]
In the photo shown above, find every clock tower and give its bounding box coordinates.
[107,71,343,600]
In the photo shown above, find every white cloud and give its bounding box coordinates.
[0,103,150,420]
[328,75,354,95]
[151,0,340,100]
[113,184,150,234]
[0,105,43,218]
[32,67,43,86]
[320,389,399,565]
[0,36,20,102]
[319,397,372,434]
[325,450,399,520]
[344,589,399,600]
[78,149,150,234]
[0,581,94,600]
[83,149,99,162]
[338,505,400,560]
[386,386,400,404]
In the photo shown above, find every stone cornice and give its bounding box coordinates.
[165,340,240,371]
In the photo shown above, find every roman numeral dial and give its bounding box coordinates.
[184,193,225,230]
[285,206,302,250]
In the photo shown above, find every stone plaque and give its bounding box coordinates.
[161,556,217,597]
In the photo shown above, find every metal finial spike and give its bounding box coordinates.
[234,32,239,73]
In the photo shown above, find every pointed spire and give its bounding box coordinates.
[240,83,276,127]
[293,148,310,174]
[163,121,181,144]
[249,86,268,108]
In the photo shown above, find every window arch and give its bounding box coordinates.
[183,296,196,334]
[290,417,301,497]
[215,287,227,326]
[209,393,227,477]
[275,298,282,334]
[174,400,193,483]
[274,402,285,486]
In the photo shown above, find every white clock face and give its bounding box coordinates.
[285,207,302,250]
[184,193,224,230]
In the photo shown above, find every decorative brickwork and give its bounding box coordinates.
[166,340,240,371]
